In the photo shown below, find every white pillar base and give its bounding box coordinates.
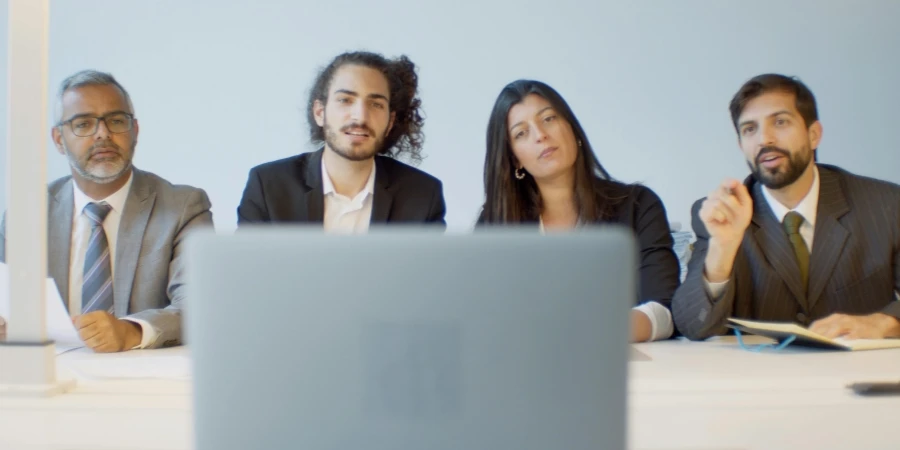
[0,342,76,397]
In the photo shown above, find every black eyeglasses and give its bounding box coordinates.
[59,112,135,137]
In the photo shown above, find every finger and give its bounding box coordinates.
[706,200,737,224]
[720,178,742,192]
[809,318,835,335]
[73,313,101,329]
[843,330,863,340]
[819,324,850,339]
[845,328,878,340]
[82,311,110,322]
[700,200,733,225]
[718,194,743,218]
[843,320,881,340]
[699,202,718,224]
[78,324,104,342]
[810,313,843,328]
[711,198,739,222]
[732,183,753,207]
[706,185,728,203]
[701,208,728,225]
[84,335,108,350]
[94,342,119,353]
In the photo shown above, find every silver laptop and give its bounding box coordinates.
[187,226,635,450]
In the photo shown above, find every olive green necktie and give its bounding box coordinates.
[782,211,809,291]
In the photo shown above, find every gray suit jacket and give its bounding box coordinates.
[673,164,900,340]
[0,168,213,348]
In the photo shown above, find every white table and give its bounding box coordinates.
[629,337,900,450]
[1,337,898,450]
[0,347,193,450]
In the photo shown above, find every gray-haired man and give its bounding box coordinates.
[0,70,213,352]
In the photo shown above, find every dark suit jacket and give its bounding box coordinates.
[477,180,681,310]
[673,164,900,340]
[237,149,446,226]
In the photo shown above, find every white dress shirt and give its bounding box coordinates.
[322,157,376,233]
[69,172,158,349]
[539,217,674,341]
[706,166,820,297]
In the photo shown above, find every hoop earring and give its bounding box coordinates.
[515,167,526,180]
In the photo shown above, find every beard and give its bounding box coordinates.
[63,139,134,184]
[748,144,814,190]
[323,118,388,162]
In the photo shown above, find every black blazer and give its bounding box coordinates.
[237,149,446,226]
[477,180,681,310]
[673,164,900,340]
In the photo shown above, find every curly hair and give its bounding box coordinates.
[306,51,425,164]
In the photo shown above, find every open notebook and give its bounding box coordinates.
[727,318,900,351]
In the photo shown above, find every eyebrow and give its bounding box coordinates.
[509,106,555,132]
[63,110,131,123]
[738,110,795,129]
[333,89,389,102]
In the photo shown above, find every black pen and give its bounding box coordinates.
[847,381,900,396]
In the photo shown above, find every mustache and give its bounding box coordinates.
[89,141,123,156]
[340,123,375,135]
[755,146,790,165]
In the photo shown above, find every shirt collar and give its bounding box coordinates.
[761,165,820,227]
[73,170,134,216]
[321,156,376,199]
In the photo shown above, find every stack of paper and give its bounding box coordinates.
[671,230,694,283]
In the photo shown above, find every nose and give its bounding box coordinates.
[533,122,549,143]
[758,123,776,147]
[350,101,369,124]
[94,118,112,140]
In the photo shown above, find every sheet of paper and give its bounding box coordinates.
[833,337,900,351]
[630,346,652,361]
[0,262,85,354]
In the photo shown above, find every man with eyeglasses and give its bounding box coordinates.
[0,70,213,352]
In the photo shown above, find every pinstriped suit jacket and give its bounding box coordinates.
[672,164,900,340]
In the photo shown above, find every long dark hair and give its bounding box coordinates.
[479,79,621,224]
[307,51,425,164]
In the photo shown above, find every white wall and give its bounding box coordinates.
[3,0,899,232]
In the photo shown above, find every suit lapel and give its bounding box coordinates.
[48,180,74,307]
[807,168,850,311]
[302,149,324,222]
[113,169,156,317]
[749,181,809,311]
[370,156,393,224]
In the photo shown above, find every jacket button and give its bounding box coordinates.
[796,313,808,324]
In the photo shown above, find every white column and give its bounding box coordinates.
[0,0,71,396]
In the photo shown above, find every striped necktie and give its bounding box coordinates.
[82,202,114,314]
